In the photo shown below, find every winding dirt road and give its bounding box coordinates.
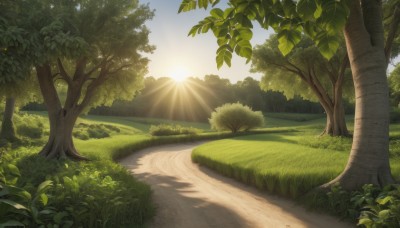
[120,142,353,228]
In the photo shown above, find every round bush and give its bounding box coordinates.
[209,103,264,133]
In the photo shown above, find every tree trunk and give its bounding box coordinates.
[317,90,348,137]
[39,108,85,160]
[322,0,394,190]
[36,64,87,160]
[0,96,17,142]
[332,81,349,136]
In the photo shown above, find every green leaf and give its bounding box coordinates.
[314,3,323,19]
[178,0,197,13]
[237,28,253,41]
[223,7,234,19]
[6,164,20,177]
[0,220,25,227]
[216,45,232,68]
[40,193,48,206]
[37,180,53,194]
[319,1,348,32]
[316,35,339,59]
[378,209,390,219]
[210,8,224,18]
[377,196,393,205]
[358,218,373,226]
[0,199,28,210]
[234,13,253,28]
[277,30,301,56]
[297,0,318,20]
[53,211,69,224]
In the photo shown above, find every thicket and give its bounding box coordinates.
[209,103,264,133]
[0,147,153,227]
[309,184,400,227]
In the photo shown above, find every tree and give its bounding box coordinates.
[234,77,264,111]
[6,0,154,159]
[179,0,398,190]
[209,102,264,133]
[252,35,352,136]
[389,64,400,106]
[0,0,38,143]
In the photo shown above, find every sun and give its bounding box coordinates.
[169,67,189,83]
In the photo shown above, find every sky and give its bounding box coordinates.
[141,0,272,83]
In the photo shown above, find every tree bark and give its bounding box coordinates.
[0,96,17,142]
[308,75,349,137]
[36,64,87,160]
[322,0,394,190]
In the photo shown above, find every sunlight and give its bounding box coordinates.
[169,67,189,83]
[147,78,213,121]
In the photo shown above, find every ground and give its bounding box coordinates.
[120,142,353,228]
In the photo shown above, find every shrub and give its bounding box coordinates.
[149,124,202,136]
[209,103,264,133]
[15,114,44,139]
[87,127,110,139]
[73,123,121,140]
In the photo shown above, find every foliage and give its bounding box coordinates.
[82,76,327,122]
[149,124,202,136]
[0,146,154,227]
[357,184,400,227]
[73,123,120,140]
[308,184,400,227]
[252,35,353,102]
[14,114,45,139]
[389,64,400,107]
[179,0,350,68]
[209,103,264,133]
[0,157,73,227]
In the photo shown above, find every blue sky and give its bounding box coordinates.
[141,0,272,82]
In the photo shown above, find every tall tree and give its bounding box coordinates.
[6,0,154,159]
[180,0,397,190]
[0,0,37,142]
[252,36,352,136]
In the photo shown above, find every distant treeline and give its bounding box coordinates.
[23,75,355,122]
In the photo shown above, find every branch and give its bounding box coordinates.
[77,66,109,111]
[57,58,72,85]
[72,58,88,82]
[108,63,133,75]
[385,4,400,62]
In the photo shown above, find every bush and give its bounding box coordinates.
[15,114,44,139]
[149,124,202,136]
[73,123,121,140]
[0,147,154,227]
[209,103,264,133]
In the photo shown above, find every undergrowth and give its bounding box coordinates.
[0,146,153,227]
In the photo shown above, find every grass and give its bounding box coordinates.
[8,111,400,226]
[192,119,400,199]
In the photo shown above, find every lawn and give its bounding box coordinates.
[193,133,400,198]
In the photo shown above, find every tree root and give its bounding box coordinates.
[39,140,89,161]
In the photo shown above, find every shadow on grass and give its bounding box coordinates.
[230,132,299,144]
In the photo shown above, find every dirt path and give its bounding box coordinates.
[120,142,353,228]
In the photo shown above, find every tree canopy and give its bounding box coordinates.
[180,0,398,190]
[2,0,154,159]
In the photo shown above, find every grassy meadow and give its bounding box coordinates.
[3,111,400,226]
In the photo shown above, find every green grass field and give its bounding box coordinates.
[6,111,400,226]
[192,114,400,199]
